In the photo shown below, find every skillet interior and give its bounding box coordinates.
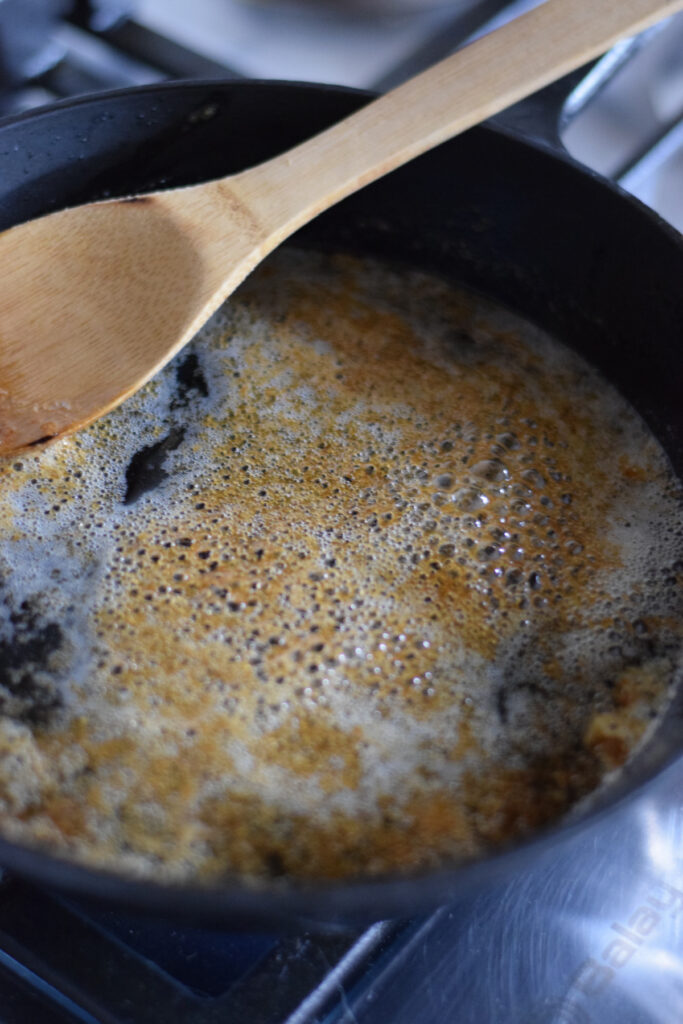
[0,80,681,928]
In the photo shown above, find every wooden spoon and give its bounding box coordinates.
[0,0,680,454]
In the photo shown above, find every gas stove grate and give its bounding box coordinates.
[0,873,405,1024]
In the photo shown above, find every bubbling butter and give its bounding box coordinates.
[0,249,681,883]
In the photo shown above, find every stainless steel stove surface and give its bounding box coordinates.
[0,765,682,1023]
[0,3,681,1023]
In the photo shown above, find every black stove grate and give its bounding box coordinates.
[0,873,406,1024]
[0,0,241,116]
[0,0,517,115]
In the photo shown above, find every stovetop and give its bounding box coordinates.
[1,758,682,1023]
[0,3,681,1023]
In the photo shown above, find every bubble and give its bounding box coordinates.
[494,432,520,451]
[522,468,546,489]
[452,488,490,512]
[471,459,510,482]
[478,545,502,562]
[511,499,531,516]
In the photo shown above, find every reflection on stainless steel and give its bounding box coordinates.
[562,9,683,229]
[319,763,683,1024]
[618,119,683,229]
[0,0,67,85]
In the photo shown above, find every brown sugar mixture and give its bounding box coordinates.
[0,249,681,884]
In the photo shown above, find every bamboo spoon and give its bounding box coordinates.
[0,0,680,454]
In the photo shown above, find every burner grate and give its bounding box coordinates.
[0,874,403,1024]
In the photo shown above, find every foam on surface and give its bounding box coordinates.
[0,249,681,883]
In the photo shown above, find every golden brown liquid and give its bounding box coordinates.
[0,250,681,883]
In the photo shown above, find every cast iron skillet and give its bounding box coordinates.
[0,79,681,930]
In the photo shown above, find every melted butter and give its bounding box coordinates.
[0,249,681,884]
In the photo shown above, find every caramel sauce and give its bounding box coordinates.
[0,250,680,884]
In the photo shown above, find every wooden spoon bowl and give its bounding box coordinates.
[0,0,680,453]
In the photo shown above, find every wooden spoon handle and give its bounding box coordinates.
[233,0,682,238]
